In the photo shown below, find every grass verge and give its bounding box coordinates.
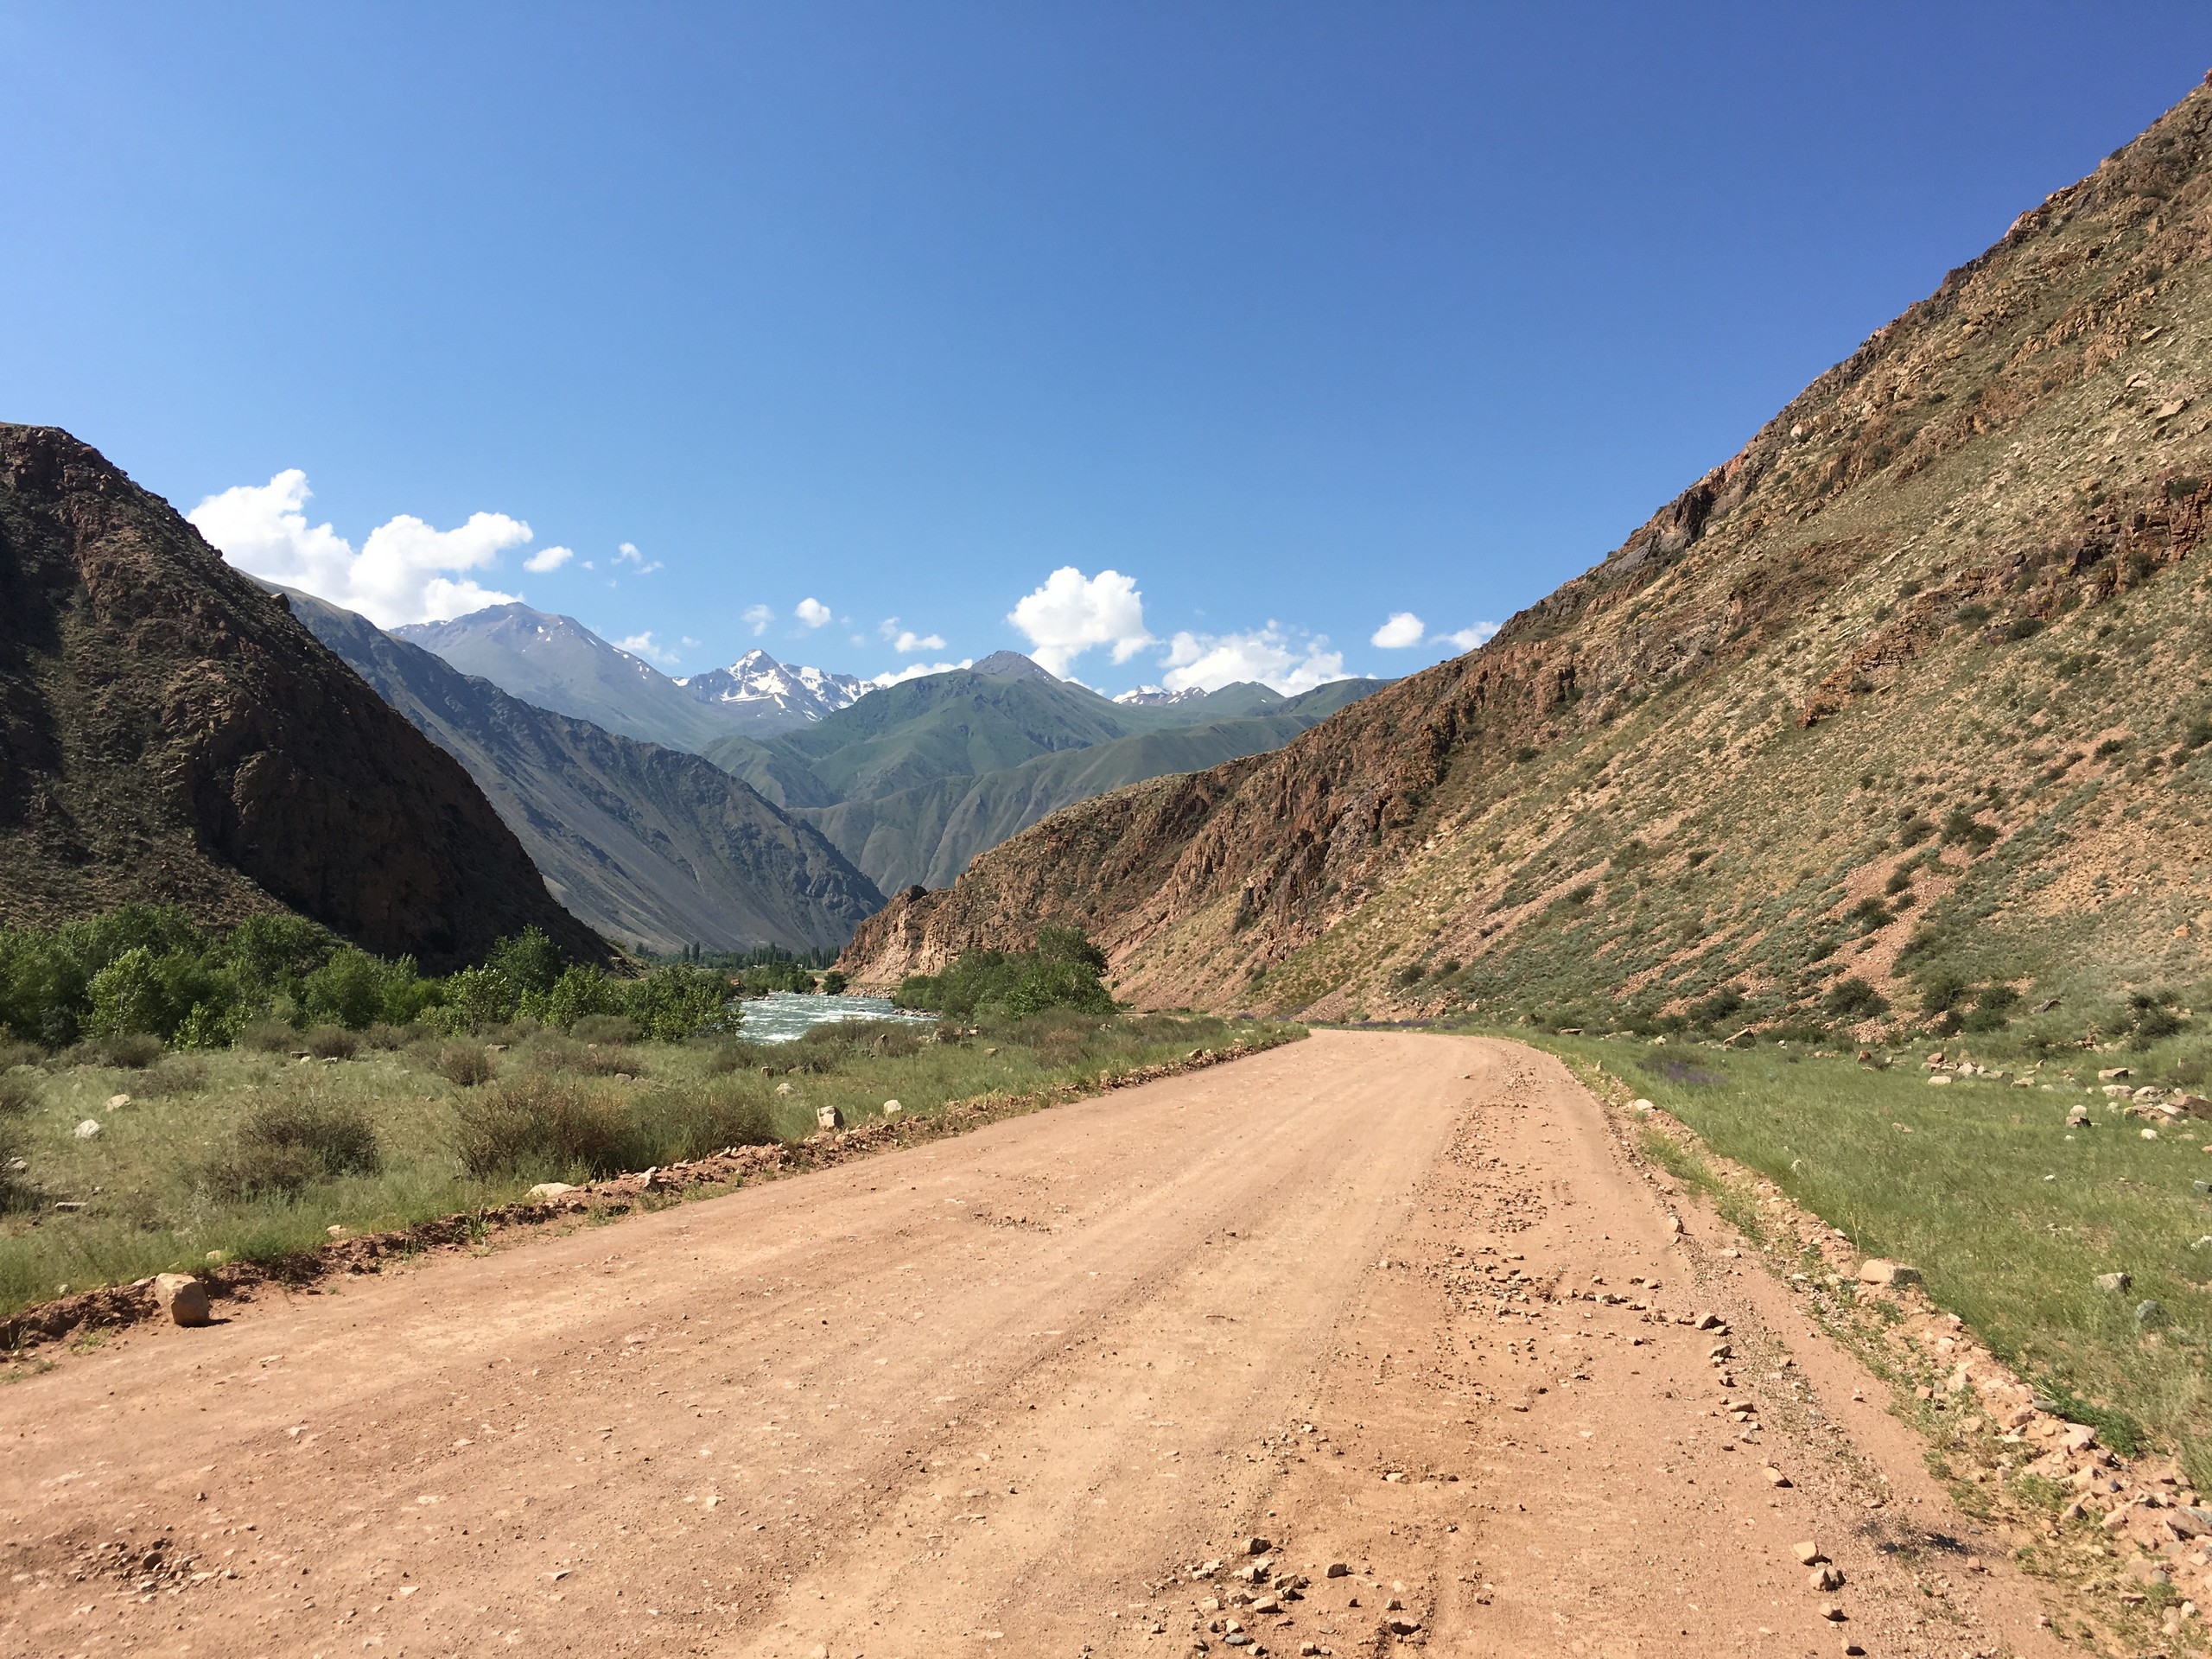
[0,1009,1297,1324]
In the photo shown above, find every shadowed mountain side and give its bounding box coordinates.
[842,80,2212,1030]
[285,591,883,954]
[0,425,603,971]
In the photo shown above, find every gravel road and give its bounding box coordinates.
[0,1033,2062,1656]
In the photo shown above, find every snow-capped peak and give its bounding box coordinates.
[676,648,866,721]
[1113,683,1211,706]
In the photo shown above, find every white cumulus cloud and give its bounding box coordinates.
[613,631,680,667]
[795,596,833,629]
[1007,567,1154,677]
[742,603,773,636]
[1370,611,1426,649]
[189,469,531,626]
[894,629,945,653]
[523,543,575,574]
[869,658,973,688]
[1160,624,1344,697]
[1440,622,1500,652]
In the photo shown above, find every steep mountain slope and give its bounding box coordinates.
[674,648,864,730]
[844,79,2212,1040]
[285,592,882,953]
[0,426,601,970]
[396,604,757,752]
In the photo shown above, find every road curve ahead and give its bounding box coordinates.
[1,1032,2058,1656]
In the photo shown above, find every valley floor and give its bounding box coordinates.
[0,1034,2063,1656]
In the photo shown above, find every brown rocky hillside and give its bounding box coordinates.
[0,425,603,970]
[845,75,2212,1039]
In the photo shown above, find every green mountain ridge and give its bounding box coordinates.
[705,667,1385,889]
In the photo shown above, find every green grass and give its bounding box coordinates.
[1507,1031,2212,1485]
[0,1009,1296,1319]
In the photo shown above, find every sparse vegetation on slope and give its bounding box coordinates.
[842,79,2212,1054]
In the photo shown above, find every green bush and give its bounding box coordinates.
[452,1075,632,1179]
[1822,977,1889,1020]
[205,1096,381,1199]
[569,1012,639,1045]
[896,929,1111,1020]
[240,1020,299,1055]
[67,1031,163,1069]
[528,965,624,1031]
[626,963,736,1041]
[1941,808,1999,852]
[303,1025,360,1060]
[431,1042,497,1087]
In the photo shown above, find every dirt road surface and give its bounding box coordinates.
[3,1033,2063,1658]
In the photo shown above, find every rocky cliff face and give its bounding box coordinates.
[0,426,603,970]
[845,79,2212,1035]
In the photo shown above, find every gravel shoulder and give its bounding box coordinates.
[0,1033,2063,1656]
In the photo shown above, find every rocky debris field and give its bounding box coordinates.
[0,1034,2067,1656]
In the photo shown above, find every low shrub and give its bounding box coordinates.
[239,1020,300,1055]
[1688,986,1745,1027]
[434,1043,497,1088]
[627,1082,779,1164]
[702,1040,779,1075]
[452,1075,632,1179]
[67,1032,163,1069]
[303,1025,360,1061]
[0,1040,45,1071]
[1822,977,1889,1020]
[1941,808,1999,852]
[205,1096,382,1199]
[363,1022,411,1050]
[569,1014,639,1046]
[130,1057,211,1097]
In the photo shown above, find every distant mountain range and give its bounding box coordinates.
[289,593,880,953]
[702,658,1386,892]
[397,606,861,747]
[395,605,1391,900]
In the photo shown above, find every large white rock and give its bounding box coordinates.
[72,1119,102,1140]
[526,1182,577,1202]
[153,1273,212,1327]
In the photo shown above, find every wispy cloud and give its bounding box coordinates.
[189,469,528,626]
[613,540,664,575]
[742,603,773,636]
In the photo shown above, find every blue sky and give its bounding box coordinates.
[4,5,2209,693]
